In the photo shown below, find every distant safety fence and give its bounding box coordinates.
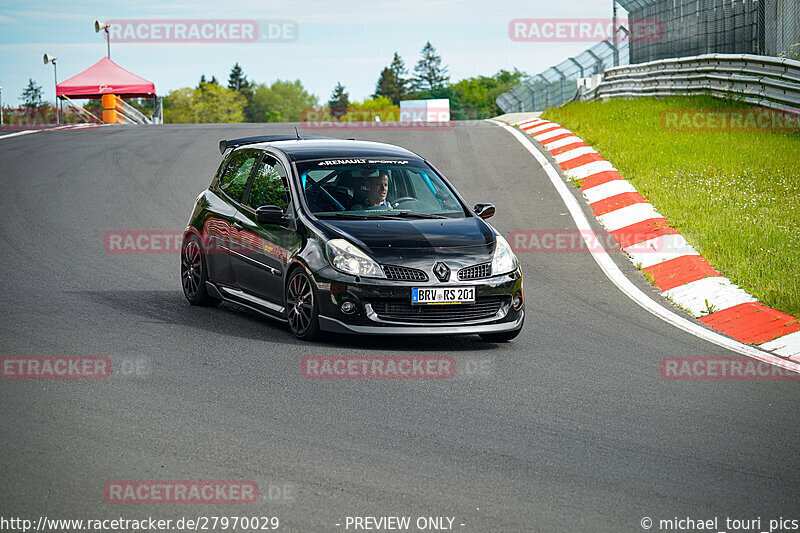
[581,53,800,112]
[619,0,800,62]
[496,28,630,113]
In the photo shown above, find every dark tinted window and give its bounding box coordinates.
[248,156,289,211]
[219,149,259,204]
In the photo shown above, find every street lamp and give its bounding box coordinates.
[0,86,3,127]
[612,1,620,67]
[43,53,59,125]
[95,21,111,59]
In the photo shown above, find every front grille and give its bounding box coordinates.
[382,265,428,281]
[458,263,492,280]
[368,296,507,323]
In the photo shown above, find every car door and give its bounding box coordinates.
[229,153,302,304]
[205,148,260,285]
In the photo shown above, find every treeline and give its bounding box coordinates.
[162,42,526,123]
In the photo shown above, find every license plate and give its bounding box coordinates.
[411,287,475,305]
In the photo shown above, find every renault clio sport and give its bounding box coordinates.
[180,135,524,341]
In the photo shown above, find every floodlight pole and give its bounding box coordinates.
[54,61,59,124]
[95,21,112,59]
[612,1,619,67]
[47,59,60,125]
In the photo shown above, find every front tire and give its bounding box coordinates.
[181,235,221,307]
[286,269,321,341]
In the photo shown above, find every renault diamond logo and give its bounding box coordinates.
[433,262,450,282]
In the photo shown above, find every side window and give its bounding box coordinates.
[248,156,289,211]
[219,149,258,204]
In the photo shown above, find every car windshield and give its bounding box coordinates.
[295,159,467,218]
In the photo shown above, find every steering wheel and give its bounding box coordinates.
[392,197,417,207]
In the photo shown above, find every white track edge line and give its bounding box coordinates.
[489,119,799,373]
[0,130,41,140]
[0,124,106,140]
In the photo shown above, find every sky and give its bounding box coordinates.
[0,0,628,106]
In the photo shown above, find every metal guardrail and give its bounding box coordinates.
[61,95,102,123]
[582,53,800,112]
[116,99,151,124]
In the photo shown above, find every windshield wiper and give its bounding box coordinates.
[318,211,447,220]
[374,211,447,219]
[317,212,375,219]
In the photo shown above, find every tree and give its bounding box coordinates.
[403,68,527,120]
[412,41,449,91]
[227,63,256,120]
[227,63,251,92]
[344,96,400,122]
[374,68,396,103]
[248,79,318,122]
[328,82,349,119]
[452,69,527,119]
[373,52,408,105]
[390,53,408,82]
[163,84,246,123]
[197,75,219,88]
[21,79,44,110]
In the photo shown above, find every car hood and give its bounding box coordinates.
[319,217,495,251]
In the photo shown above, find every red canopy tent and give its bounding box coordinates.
[56,57,155,99]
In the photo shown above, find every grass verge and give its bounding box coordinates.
[543,95,800,318]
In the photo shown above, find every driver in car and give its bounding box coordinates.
[354,170,394,210]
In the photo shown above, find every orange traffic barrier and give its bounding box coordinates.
[102,109,117,123]
[101,94,117,110]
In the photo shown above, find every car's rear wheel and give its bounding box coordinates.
[181,235,221,307]
[286,269,320,341]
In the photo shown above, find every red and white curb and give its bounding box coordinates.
[515,116,800,361]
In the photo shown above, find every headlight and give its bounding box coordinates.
[326,239,385,278]
[491,235,518,276]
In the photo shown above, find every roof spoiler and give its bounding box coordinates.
[218,134,334,155]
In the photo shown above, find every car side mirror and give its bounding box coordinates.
[256,205,288,226]
[473,203,495,219]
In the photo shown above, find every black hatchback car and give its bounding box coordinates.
[181,135,524,341]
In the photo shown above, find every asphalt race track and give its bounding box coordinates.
[1,122,798,532]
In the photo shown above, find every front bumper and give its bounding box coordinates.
[311,265,524,335]
[319,310,524,335]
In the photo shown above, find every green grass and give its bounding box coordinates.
[543,95,800,318]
